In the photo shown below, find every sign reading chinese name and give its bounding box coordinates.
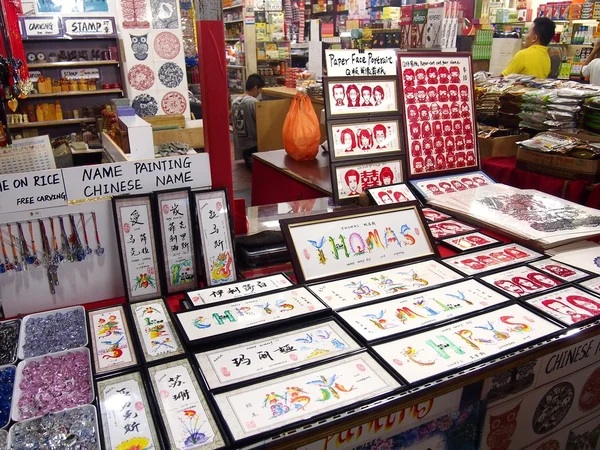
[325,49,397,77]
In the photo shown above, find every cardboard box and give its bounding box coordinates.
[516,147,600,182]
[478,133,528,159]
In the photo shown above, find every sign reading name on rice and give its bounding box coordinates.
[325,49,397,77]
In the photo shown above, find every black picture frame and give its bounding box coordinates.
[366,182,420,206]
[112,193,163,303]
[477,265,566,301]
[524,286,600,328]
[428,219,478,241]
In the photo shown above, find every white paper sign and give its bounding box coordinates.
[61,68,101,80]
[196,321,360,389]
[23,17,61,37]
[339,279,510,342]
[214,353,401,441]
[373,304,562,384]
[0,169,67,214]
[64,18,115,36]
[325,49,397,76]
[62,154,211,203]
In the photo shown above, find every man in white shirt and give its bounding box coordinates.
[582,40,600,85]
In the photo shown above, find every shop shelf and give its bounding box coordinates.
[225,37,241,41]
[224,19,244,24]
[8,118,96,129]
[227,64,245,69]
[223,3,243,9]
[27,60,120,69]
[26,89,123,99]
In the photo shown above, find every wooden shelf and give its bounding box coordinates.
[224,19,244,24]
[227,65,245,69]
[28,61,120,69]
[26,89,123,99]
[223,4,243,9]
[8,118,96,129]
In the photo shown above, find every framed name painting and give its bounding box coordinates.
[331,157,404,203]
[112,194,163,303]
[328,118,403,162]
[367,182,418,206]
[398,53,479,179]
[191,188,237,286]
[280,203,438,284]
[154,188,199,294]
[323,76,400,119]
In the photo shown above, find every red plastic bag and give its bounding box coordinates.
[282,93,320,161]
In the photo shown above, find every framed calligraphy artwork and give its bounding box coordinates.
[580,277,600,295]
[185,273,293,308]
[367,182,418,206]
[175,287,328,347]
[332,158,404,203]
[147,358,227,450]
[155,188,199,294]
[410,171,495,200]
[440,232,501,253]
[373,303,563,384]
[421,208,452,223]
[428,219,477,240]
[191,189,237,286]
[323,77,400,119]
[528,259,593,283]
[526,287,600,327]
[97,371,162,450]
[338,279,510,343]
[88,305,138,376]
[308,259,463,310]
[129,298,185,363]
[398,53,479,179]
[280,203,438,284]
[195,320,361,390]
[213,352,401,443]
[480,266,563,299]
[442,244,543,276]
[113,194,163,303]
[328,118,403,162]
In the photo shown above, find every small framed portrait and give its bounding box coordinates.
[410,171,495,200]
[332,158,404,203]
[328,118,403,162]
[428,219,477,240]
[526,287,600,326]
[421,208,452,223]
[367,182,418,205]
[443,244,543,276]
[481,266,563,299]
[529,258,594,283]
[323,76,400,118]
[440,231,500,253]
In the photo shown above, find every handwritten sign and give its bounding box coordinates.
[62,153,212,203]
[63,17,116,37]
[61,68,100,80]
[22,17,62,38]
[325,49,397,77]
[29,71,42,82]
[0,169,67,214]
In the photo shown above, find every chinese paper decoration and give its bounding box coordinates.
[309,259,463,310]
[130,298,185,363]
[421,208,452,223]
[367,183,418,206]
[428,219,477,240]
[113,195,162,303]
[521,412,600,450]
[410,171,495,200]
[323,78,400,118]
[280,204,437,284]
[97,372,161,450]
[147,358,226,449]
[442,244,543,276]
[88,306,138,375]
[580,277,600,295]
[398,53,478,179]
[526,287,600,326]
[529,258,593,283]
[155,189,199,294]
[195,320,361,389]
[120,0,151,28]
[175,287,328,347]
[373,304,562,384]
[480,266,563,299]
[192,189,237,286]
[332,159,404,201]
[186,273,293,307]
[338,279,510,342]
[440,232,500,253]
[328,119,403,162]
[214,352,401,442]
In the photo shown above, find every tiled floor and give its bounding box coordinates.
[232,158,252,205]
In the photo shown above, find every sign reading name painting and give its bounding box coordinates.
[0,169,67,213]
[325,49,397,77]
[63,154,212,203]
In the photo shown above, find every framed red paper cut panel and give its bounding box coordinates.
[440,231,500,253]
[398,53,479,179]
[331,158,404,203]
[480,266,563,299]
[428,219,477,240]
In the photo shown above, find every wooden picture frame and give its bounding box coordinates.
[191,188,237,286]
[154,188,199,294]
[327,117,404,162]
[280,203,438,284]
[331,157,405,204]
[112,194,163,303]
[366,182,418,206]
[323,76,400,119]
[398,53,480,179]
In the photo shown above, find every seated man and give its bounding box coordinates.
[502,17,556,79]
[231,74,265,169]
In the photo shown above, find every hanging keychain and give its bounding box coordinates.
[38,219,56,294]
[58,216,74,262]
[91,212,105,255]
[17,221,33,268]
[0,225,10,273]
[7,224,23,272]
[28,221,41,267]
[50,217,63,263]
[80,213,92,255]
[69,214,85,261]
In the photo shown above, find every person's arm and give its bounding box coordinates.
[584,40,600,68]
[501,50,525,77]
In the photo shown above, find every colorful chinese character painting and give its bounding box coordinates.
[89,306,137,374]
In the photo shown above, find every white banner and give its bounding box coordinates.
[325,49,397,77]
[0,169,67,214]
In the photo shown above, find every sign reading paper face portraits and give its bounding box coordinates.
[325,49,398,77]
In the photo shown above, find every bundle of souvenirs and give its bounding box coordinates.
[517,131,600,159]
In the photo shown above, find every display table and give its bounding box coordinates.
[252,149,332,206]
[482,157,600,208]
